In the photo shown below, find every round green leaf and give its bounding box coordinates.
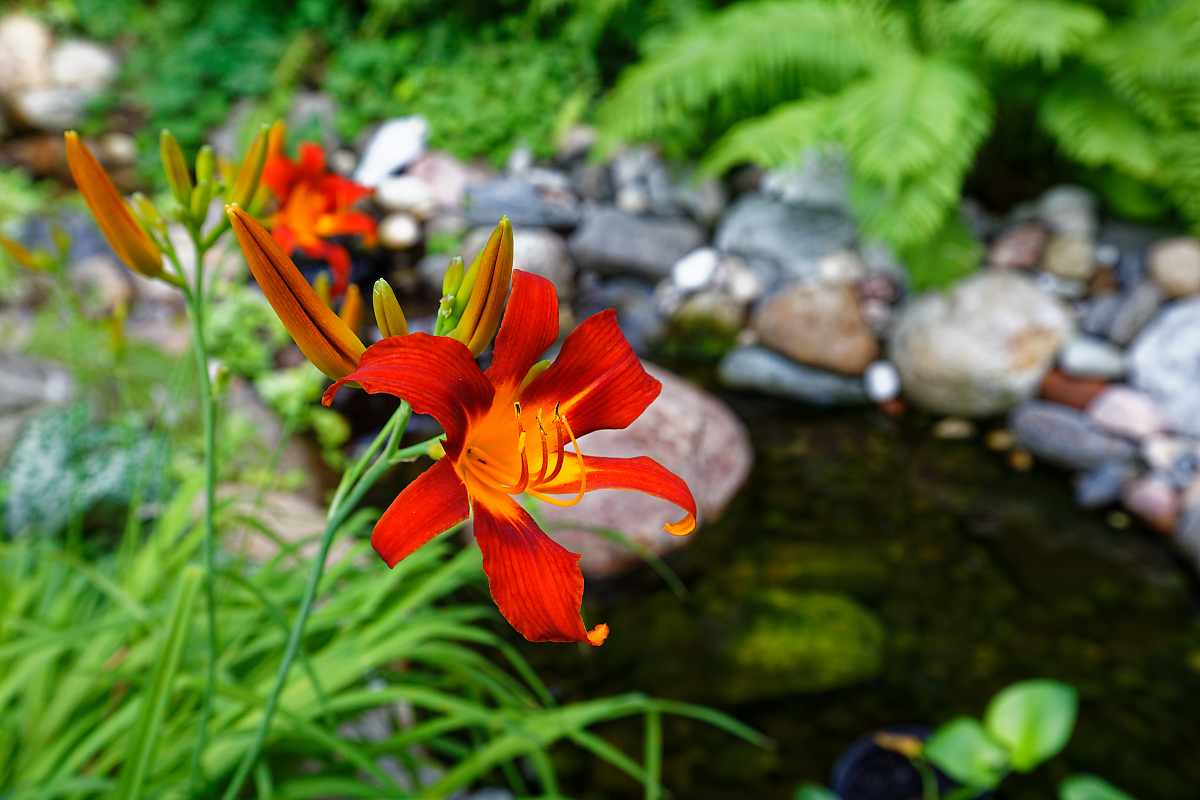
[984,680,1078,771]
[1060,774,1136,800]
[924,717,1010,789]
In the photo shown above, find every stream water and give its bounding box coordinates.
[522,391,1200,799]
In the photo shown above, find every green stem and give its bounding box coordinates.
[220,402,413,800]
[182,228,221,793]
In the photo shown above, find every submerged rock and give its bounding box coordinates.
[719,347,869,406]
[541,366,751,577]
[1130,298,1200,436]
[1010,401,1137,470]
[889,272,1072,417]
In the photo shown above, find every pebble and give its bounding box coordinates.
[1039,369,1106,411]
[375,174,437,218]
[672,248,720,291]
[1148,237,1200,298]
[718,346,869,406]
[752,284,879,375]
[1038,185,1098,239]
[377,213,421,249]
[1108,283,1162,346]
[1042,234,1095,281]
[1121,475,1179,533]
[354,116,428,187]
[1075,461,1136,509]
[1086,386,1167,439]
[1058,335,1126,380]
[1010,401,1137,470]
[989,222,1047,270]
[863,360,901,403]
[933,418,976,440]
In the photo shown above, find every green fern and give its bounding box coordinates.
[946,0,1107,69]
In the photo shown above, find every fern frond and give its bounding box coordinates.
[895,212,983,291]
[850,157,969,249]
[596,0,909,147]
[701,96,837,174]
[1159,133,1200,232]
[1038,72,1161,180]
[947,0,1107,69]
[832,54,992,187]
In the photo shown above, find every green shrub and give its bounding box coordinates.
[598,0,1200,286]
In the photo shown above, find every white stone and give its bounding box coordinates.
[672,248,720,291]
[0,14,52,95]
[11,87,91,130]
[354,116,428,188]
[818,249,867,286]
[864,360,901,403]
[375,174,437,218]
[1059,335,1126,379]
[49,39,117,92]
[378,213,421,249]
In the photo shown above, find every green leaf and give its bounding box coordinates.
[923,717,1010,789]
[948,0,1106,69]
[984,680,1078,772]
[114,565,202,799]
[1039,73,1161,180]
[1060,774,1136,800]
[794,785,841,800]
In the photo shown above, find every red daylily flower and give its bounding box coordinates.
[262,142,377,298]
[324,271,697,645]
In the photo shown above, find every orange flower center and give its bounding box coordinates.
[460,400,587,507]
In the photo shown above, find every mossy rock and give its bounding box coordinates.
[721,590,885,702]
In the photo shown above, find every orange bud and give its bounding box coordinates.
[450,217,513,355]
[64,131,164,279]
[229,125,269,208]
[338,283,364,333]
[0,235,43,271]
[226,205,365,378]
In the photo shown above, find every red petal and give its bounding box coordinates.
[314,241,351,298]
[298,142,326,177]
[372,458,470,567]
[485,270,559,389]
[520,310,660,437]
[262,154,297,200]
[323,333,493,457]
[536,455,697,536]
[472,497,607,645]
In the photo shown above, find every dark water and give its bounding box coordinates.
[524,393,1200,799]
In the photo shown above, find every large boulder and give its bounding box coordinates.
[1130,298,1200,436]
[715,194,855,281]
[752,284,878,375]
[541,366,751,577]
[889,272,1072,416]
[568,206,704,280]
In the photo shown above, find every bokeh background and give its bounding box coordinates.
[2,1,1200,798]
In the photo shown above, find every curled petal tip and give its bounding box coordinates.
[586,624,609,647]
[664,514,696,537]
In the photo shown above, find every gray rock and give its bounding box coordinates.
[889,272,1073,417]
[1059,335,1126,379]
[1074,461,1136,509]
[1010,401,1137,470]
[354,116,428,188]
[1130,298,1200,436]
[1038,185,1098,239]
[675,174,727,226]
[1107,282,1162,346]
[611,146,678,217]
[569,206,703,279]
[577,276,663,355]
[466,177,580,230]
[408,150,492,211]
[1079,294,1123,338]
[0,355,75,459]
[718,346,869,406]
[464,225,574,299]
[11,86,93,130]
[542,366,752,577]
[287,91,339,153]
[761,149,849,210]
[716,194,856,281]
[1148,237,1200,298]
[1098,220,1169,289]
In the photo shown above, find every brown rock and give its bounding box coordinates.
[989,222,1047,270]
[540,365,752,577]
[753,284,878,375]
[1039,369,1106,410]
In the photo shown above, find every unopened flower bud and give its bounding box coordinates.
[160,130,193,208]
[372,279,409,338]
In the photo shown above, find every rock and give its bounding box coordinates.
[378,213,421,249]
[1130,298,1200,436]
[1010,401,1137,470]
[933,417,976,440]
[72,255,133,311]
[1106,282,1162,346]
[864,360,901,403]
[1099,220,1169,288]
[1059,335,1126,379]
[1080,294,1123,338]
[611,146,677,216]
[752,284,878,375]
[570,162,613,204]
[1175,501,1200,571]
[11,87,93,130]
[577,276,664,355]
[1040,369,1107,410]
[569,206,703,280]
[1042,234,1095,281]
[716,194,855,281]
[1142,434,1190,473]
[718,346,869,406]
[286,91,338,152]
[504,144,534,175]
[1038,185,1098,239]
[354,116,428,188]
[761,149,850,210]
[556,125,597,163]
[1034,271,1087,300]
[989,223,1047,270]
[721,591,884,701]
[675,174,727,226]
[466,177,580,230]
[0,355,74,458]
[0,14,51,95]
[672,290,744,332]
[671,248,720,291]
[1075,461,1135,509]
[48,39,117,92]
[1121,475,1179,533]
[375,174,437,218]
[463,226,574,299]
[99,131,137,166]
[889,272,1073,416]
[541,366,751,577]
[1148,237,1200,298]
[817,249,867,287]
[407,150,490,211]
[1086,386,1167,440]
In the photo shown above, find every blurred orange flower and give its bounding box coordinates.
[262,143,377,298]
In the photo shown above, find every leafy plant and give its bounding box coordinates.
[598,0,1200,286]
[206,283,291,379]
[0,481,764,797]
